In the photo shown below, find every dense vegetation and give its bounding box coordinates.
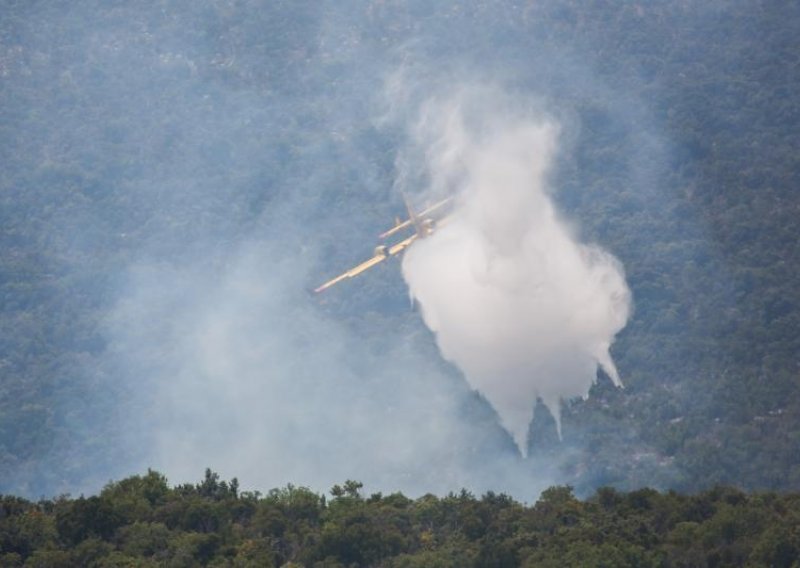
[540,0,800,494]
[2,469,800,567]
[1,0,800,500]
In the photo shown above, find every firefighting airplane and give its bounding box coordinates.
[314,194,452,293]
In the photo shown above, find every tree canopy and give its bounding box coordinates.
[2,469,800,567]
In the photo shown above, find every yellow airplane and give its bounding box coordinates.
[314,194,452,293]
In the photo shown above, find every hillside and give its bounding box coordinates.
[0,0,799,499]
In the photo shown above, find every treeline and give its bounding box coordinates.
[1,470,799,567]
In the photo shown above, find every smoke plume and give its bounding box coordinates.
[400,90,632,454]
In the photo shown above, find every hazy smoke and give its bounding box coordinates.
[400,89,632,454]
[107,241,541,498]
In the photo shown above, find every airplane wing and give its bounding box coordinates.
[314,209,451,294]
[387,233,417,256]
[314,233,422,294]
[314,250,388,293]
[378,197,453,240]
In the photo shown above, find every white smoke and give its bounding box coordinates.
[400,89,632,455]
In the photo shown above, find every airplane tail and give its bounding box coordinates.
[378,195,453,240]
[402,192,423,236]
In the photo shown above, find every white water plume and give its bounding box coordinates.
[400,90,632,455]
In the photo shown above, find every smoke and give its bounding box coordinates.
[399,89,632,454]
[1,0,676,499]
[105,238,545,498]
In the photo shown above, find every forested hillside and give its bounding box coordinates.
[548,0,800,493]
[2,469,800,567]
[0,0,799,500]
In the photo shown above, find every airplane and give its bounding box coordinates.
[314,194,452,293]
